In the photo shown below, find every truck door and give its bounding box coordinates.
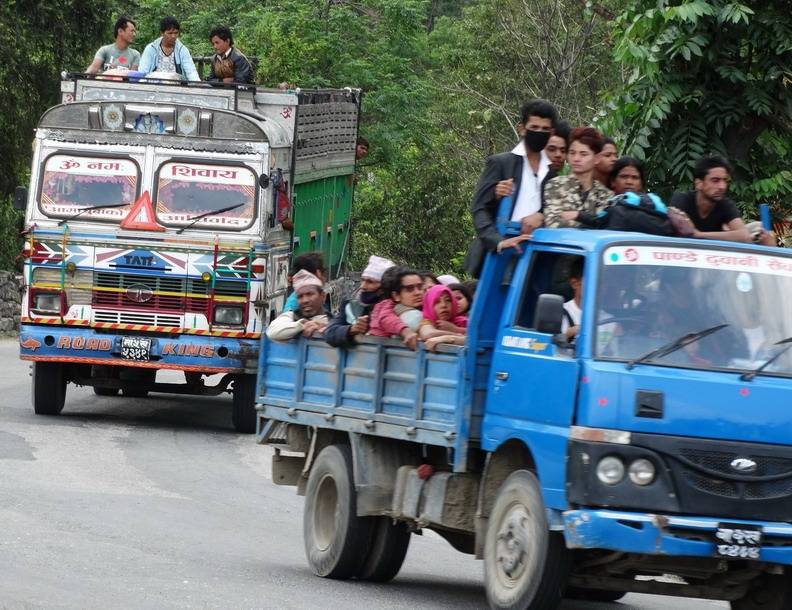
[482,249,582,506]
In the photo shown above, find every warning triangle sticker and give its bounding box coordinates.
[120,191,166,231]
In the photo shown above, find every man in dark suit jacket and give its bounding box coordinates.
[465,99,559,277]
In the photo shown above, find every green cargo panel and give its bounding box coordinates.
[292,175,354,271]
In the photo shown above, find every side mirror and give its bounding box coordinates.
[258,174,270,189]
[533,293,564,335]
[13,186,28,211]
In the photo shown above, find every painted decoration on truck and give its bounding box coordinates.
[95,247,187,271]
[604,245,792,278]
[154,162,257,231]
[39,154,139,221]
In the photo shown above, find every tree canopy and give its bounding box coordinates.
[2,0,790,272]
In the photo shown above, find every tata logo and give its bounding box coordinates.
[126,284,154,303]
[730,458,758,474]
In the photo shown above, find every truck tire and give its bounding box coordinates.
[231,374,257,434]
[32,362,66,415]
[303,444,373,579]
[120,369,154,398]
[93,387,119,396]
[357,517,411,582]
[732,572,792,609]
[484,470,570,610]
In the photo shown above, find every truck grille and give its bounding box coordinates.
[93,310,182,327]
[92,272,247,316]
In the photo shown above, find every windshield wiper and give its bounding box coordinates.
[740,337,792,381]
[57,203,129,226]
[626,323,729,370]
[176,203,244,234]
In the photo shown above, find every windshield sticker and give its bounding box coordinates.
[604,246,792,278]
[156,162,256,229]
[736,272,753,293]
[39,155,138,219]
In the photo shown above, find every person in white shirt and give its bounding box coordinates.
[465,99,559,277]
[266,270,329,342]
[561,258,584,342]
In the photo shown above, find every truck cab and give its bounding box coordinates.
[256,230,792,609]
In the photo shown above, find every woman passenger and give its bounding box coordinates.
[418,285,467,350]
[608,157,646,195]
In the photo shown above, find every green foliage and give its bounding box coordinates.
[602,0,792,222]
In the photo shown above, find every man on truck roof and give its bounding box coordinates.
[669,155,751,243]
[466,99,559,277]
[266,271,329,342]
[85,16,140,74]
[206,26,254,84]
[138,16,200,81]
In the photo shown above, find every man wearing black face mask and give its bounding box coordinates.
[465,99,558,277]
[324,255,394,348]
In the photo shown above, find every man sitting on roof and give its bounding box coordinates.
[266,270,329,342]
[86,16,140,74]
[138,16,200,81]
[206,26,254,84]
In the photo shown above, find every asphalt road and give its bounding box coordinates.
[0,339,728,609]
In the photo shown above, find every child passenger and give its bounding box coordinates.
[418,285,467,351]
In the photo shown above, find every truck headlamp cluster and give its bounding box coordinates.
[213,306,244,326]
[32,291,62,314]
[595,456,656,486]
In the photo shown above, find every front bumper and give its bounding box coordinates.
[564,509,792,565]
[19,324,258,374]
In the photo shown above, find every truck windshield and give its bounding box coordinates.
[596,245,792,378]
[155,161,257,231]
[39,154,139,221]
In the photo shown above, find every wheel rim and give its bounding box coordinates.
[313,473,339,552]
[493,501,535,592]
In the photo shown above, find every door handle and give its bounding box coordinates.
[495,371,509,381]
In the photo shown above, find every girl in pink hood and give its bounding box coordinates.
[418,285,467,350]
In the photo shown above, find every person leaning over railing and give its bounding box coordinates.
[266,271,329,342]
[324,255,394,349]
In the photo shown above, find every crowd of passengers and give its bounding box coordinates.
[268,97,782,351]
[266,253,475,352]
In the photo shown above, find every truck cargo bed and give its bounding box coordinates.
[255,336,490,471]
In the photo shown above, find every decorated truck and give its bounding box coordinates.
[16,75,360,432]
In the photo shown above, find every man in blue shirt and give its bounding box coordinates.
[139,16,200,81]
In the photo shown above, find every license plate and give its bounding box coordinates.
[120,337,151,361]
[714,524,762,559]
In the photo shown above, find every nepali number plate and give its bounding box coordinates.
[121,337,151,361]
[714,524,762,559]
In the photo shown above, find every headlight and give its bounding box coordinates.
[213,306,244,325]
[628,459,656,486]
[33,292,61,313]
[596,456,625,485]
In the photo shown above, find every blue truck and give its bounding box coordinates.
[255,229,792,609]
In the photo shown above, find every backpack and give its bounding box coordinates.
[578,192,675,236]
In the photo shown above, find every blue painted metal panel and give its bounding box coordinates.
[19,324,253,372]
[564,509,792,565]
[255,335,489,469]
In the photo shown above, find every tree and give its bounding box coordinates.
[601,0,792,226]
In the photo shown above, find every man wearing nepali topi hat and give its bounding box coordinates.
[324,255,395,348]
[266,270,330,342]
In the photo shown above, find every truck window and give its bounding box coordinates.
[515,252,583,329]
[596,245,792,376]
[154,161,257,231]
[38,154,139,221]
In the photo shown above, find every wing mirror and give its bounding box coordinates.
[533,293,564,335]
